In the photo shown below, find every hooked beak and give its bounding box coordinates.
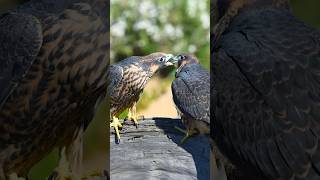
[163,54,176,66]
[168,55,180,67]
[172,55,180,63]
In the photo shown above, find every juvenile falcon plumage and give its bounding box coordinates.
[0,0,109,179]
[212,0,320,179]
[108,52,174,141]
[171,54,210,143]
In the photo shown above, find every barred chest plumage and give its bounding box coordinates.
[110,63,152,116]
[0,1,109,177]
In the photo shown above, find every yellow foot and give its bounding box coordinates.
[110,116,122,141]
[174,126,191,144]
[127,109,138,125]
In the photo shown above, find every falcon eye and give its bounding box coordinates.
[178,55,186,60]
[159,57,165,62]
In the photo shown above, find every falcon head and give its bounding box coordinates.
[140,52,175,74]
[172,53,200,74]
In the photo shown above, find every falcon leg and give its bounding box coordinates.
[48,147,75,180]
[110,116,122,141]
[174,126,191,144]
[128,102,138,126]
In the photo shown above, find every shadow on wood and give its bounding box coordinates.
[110,117,210,180]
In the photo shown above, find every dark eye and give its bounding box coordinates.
[178,55,186,60]
[159,57,165,62]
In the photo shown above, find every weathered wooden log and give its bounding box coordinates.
[110,117,210,180]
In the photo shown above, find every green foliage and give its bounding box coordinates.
[111,0,210,69]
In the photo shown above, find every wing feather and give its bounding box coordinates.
[172,64,210,124]
[0,12,43,107]
[214,8,320,178]
[107,64,123,96]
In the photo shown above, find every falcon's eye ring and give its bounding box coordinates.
[178,55,186,60]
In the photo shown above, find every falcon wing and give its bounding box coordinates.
[172,64,210,124]
[107,64,123,96]
[214,9,320,178]
[0,12,42,107]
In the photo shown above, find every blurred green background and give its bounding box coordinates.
[0,0,319,179]
[111,0,210,69]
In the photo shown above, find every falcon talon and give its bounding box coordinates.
[110,117,123,141]
[115,137,120,144]
[180,133,191,145]
[127,105,139,126]
[174,126,187,135]
[174,126,191,144]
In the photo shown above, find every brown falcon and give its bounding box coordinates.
[108,52,175,142]
[171,54,210,143]
[213,0,320,179]
[0,0,109,179]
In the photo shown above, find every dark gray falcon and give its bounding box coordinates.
[108,52,174,141]
[171,54,210,143]
[212,0,320,179]
[0,0,109,179]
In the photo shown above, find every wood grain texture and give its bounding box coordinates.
[110,117,210,180]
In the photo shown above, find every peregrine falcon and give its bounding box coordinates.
[212,0,320,179]
[108,52,175,141]
[171,54,210,143]
[0,0,109,179]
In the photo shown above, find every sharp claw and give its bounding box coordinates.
[174,126,191,144]
[110,117,122,141]
[132,117,138,126]
[174,126,187,134]
[180,133,191,144]
[127,109,139,127]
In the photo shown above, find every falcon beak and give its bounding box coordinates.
[167,55,180,67]
[163,54,176,66]
[172,55,180,63]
